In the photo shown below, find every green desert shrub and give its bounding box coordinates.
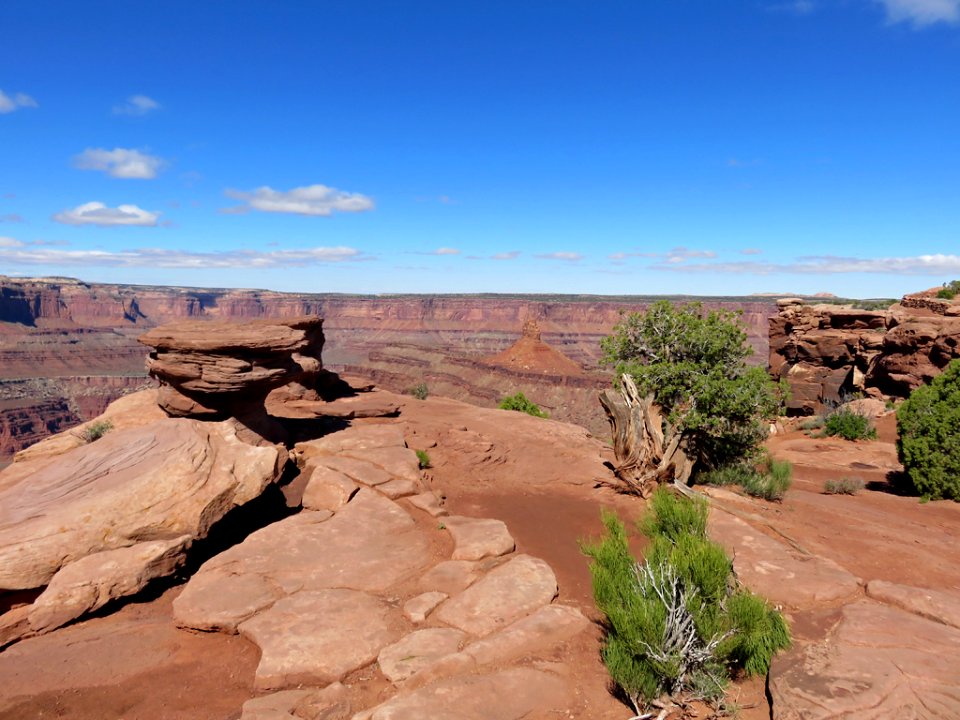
[408,382,429,400]
[415,449,432,469]
[582,490,790,713]
[697,456,792,503]
[81,419,113,443]
[824,477,864,495]
[935,280,960,299]
[896,360,960,501]
[498,391,548,418]
[823,405,877,441]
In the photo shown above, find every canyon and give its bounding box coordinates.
[0,276,778,460]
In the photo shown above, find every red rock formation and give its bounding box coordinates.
[770,295,960,414]
[1,275,779,454]
[483,320,586,376]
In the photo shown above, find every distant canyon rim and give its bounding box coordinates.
[0,275,782,461]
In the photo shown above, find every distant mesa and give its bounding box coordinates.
[483,320,585,376]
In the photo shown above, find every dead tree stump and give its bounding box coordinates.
[599,374,695,497]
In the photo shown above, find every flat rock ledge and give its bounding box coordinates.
[0,414,283,646]
[176,419,590,716]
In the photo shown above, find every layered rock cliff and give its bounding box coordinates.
[770,289,960,414]
[0,276,779,457]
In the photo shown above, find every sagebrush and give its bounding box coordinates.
[498,391,548,418]
[582,490,790,714]
[697,455,792,503]
[81,420,113,443]
[823,405,877,441]
[824,477,864,495]
[408,382,429,400]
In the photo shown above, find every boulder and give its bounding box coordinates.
[138,316,326,418]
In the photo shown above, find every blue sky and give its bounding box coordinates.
[1,0,959,296]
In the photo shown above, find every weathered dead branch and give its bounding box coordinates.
[599,374,695,497]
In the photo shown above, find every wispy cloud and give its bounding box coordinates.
[492,251,522,260]
[535,251,584,261]
[52,202,161,227]
[0,213,24,223]
[768,1,816,15]
[0,90,38,114]
[877,0,960,26]
[419,247,461,256]
[113,95,161,116]
[73,148,167,179]
[651,253,960,275]
[0,236,23,248]
[610,247,716,266]
[727,158,764,168]
[0,244,367,268]
[740,248,764,255]
[223,184,374,217]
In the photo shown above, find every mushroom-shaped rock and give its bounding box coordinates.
[138,315,326,418]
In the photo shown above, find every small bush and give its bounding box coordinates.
[800,416,824,432]
[935,280,960,300]
[81,420,113,443]
[498,391,548,418]
[697,456,791,502]
[897,359,960,501]
[824,477,864,495]
[823,406,877,441]
[582,490,790,713]
[415,449,432,469]
[408,382,429,400]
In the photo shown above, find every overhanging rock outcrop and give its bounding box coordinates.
[770,290,960,414]
[138,315,335,418]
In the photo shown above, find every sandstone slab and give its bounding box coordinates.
[866,579,960,630]
[173,568,287,633]
[28,535,191,634]
[770,600,960,719]
[241,683,351,720]
[406,492,447,517]
[342,446,420,483]
[708,511,861,608]
[377,628,466,682]
[443,515,515,561]
[239,589,403,690]
[377,478,420,499]
[0,417,281,592]
[363,667,568,720]
[314,456,394,487]
[402,591,447,623]
[176,491,431,628]
[301,466,358,512]
[434,554,558,637]
[417,560,482,595]
[296,424,407,457]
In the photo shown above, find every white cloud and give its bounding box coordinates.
[0,90,38,114]
[492,251,521,260]
[535,251,584,261]
[223,184,375,217]
[740,248,764,255]
[113,95,161,115]
[878,0,960,25]
[0,236,24,247]
[0,244,366,268]
[651,253,960,275]
[73,148,166,179]
[52,202,160,227]
[434,247,460,255]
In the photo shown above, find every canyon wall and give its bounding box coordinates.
[0,276,779,458]
[770,290,960,414]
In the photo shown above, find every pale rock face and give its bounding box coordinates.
[442,515,516,561]
[0,417,281,592]
[770,600,960,720]
[434,554,558,637]
[377,628,466,682]
[238,588,405,690]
